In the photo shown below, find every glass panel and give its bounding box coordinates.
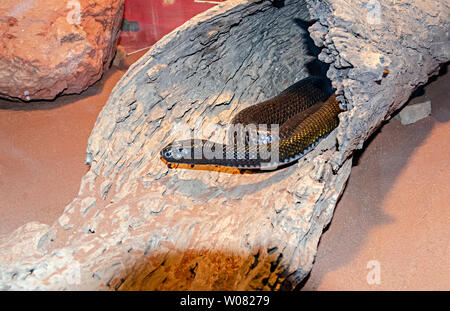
[119,0,226,53]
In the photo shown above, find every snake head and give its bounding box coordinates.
[160,139,206,164]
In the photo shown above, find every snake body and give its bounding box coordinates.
[160,76,341,170]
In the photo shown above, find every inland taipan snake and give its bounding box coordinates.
[160,76,342,170]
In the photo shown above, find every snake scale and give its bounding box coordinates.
[160,76,342,170]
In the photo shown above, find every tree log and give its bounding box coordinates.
[0,0,448,290]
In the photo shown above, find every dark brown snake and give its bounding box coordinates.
[160,76,342,170]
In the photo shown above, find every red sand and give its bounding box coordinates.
[0,51,146,237]
[0,53,448,290]
[302,69,450,290]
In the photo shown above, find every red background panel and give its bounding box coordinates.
[119,0,222,52]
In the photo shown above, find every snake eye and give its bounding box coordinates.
[164,150,173,158]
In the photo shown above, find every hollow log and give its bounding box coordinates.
[0,0,448,290]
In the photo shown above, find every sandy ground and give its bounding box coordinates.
[0,52,448,290]
[0,51,146,236]
[302,67,450,290]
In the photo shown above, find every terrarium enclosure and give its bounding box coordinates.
[0,0,448,290]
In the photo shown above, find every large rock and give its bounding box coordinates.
[0,0,448,290]
[0,0,124,101]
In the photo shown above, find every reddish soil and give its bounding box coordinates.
[0,51,147,236]
[302,68,450,290]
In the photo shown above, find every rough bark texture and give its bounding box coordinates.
[0,0,124,101]
[0,0,448,290]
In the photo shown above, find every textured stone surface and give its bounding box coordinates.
[0,0,124,101]
[396,101,432,125]
[0,0,448,290]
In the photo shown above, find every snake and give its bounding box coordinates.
[160,76,342,170]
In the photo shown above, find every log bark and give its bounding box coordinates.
[0,0,448,290]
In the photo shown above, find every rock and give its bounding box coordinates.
[396,101,432,125]
[0,0,124,101]
[112,45,127,69]
[0,0,448,290]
